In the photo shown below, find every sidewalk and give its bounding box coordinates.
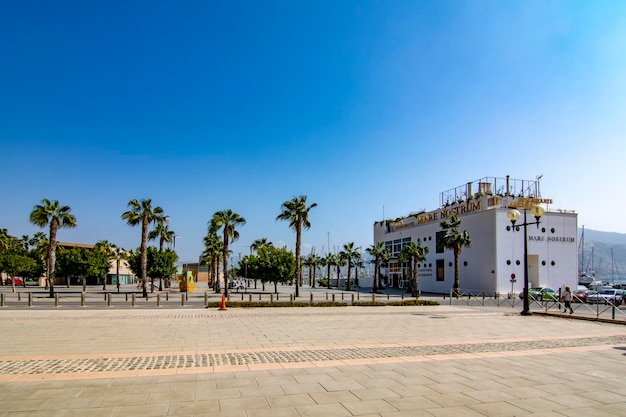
[1,303,626,416]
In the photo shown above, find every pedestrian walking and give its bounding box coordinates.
[563,286,574,314]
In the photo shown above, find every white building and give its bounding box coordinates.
[373,176,578,295]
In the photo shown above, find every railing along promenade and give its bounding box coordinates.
[1,284,625,323]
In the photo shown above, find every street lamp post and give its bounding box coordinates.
[506,204,546,316]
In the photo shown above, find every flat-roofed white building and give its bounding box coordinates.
[373,176,578,295]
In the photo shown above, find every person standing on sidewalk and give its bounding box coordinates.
[563,286,574,314]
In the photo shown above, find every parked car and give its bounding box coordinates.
[573,289,595,303]
[4,278,23,286]
[587,289,624,305]
[520,286,558,301]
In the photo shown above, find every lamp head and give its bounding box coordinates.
[506,209,521,226]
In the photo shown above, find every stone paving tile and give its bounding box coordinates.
[468,401,531,417]
[341,399,399,415]
[295,402,353,417]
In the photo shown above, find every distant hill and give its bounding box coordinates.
[579,228,626,282]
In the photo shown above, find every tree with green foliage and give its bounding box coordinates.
[55,247,109,291]
[439,213,472,296]
[322,252,338,289]
[94,240,117,290]
[276,195,317,297]
[201,231,223,291]
[29,199,77,297]
[148,221,175,251]
[209,209,246,297]
[366,242,390,294]
[399,241,429,297]
[339,242,360,290]
[0,250,40,292]
[121,198,165,297]
[250,238,272,253]
[256,245,295,294]
[147,247,177,291]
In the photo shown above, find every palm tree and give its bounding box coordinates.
[209,209,246,297]
[323,252,338,289]
[399,241,429,297]
[202,232,223,292]
[148,222,175,251]
[121,198,165,297]
[353,254,364,288]
[339,242,359,290]
[29,199,77,297]
[440,213,472,296]
[94,240,117,290]
[250,238,273,253]
[335,254,346,289]
[276,195,317,297]
[366,242,390,294]
[306,253,322,288]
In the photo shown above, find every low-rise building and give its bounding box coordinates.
[373,176,578,295]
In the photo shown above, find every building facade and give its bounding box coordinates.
[373,176,578,295]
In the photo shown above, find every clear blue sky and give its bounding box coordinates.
[2,1,625,263]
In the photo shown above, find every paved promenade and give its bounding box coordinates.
[1,304,625,416]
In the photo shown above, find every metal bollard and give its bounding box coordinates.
[310,293,313,305]
[107,293,111,307]
[270,294,273,304]
[81,293,85,307]
[326,292,328,300]
[54,293,59,307]
[125,292,128,301]
[372,293,375,303]
[341,292,344,300]
[290,294,293,302]
[401,292,404,300]
[0,293,3,307]
[204,292,207,306]
[249,294,252,302]
[351,294,354,304]
[332,294,335,302]
[259,293,262,301]
[18,293,21,301]
[157,293,160,307]
[131,293,135,307]
[28,293,32,307]
[181,293,185,306]
[104,293,107,301]
[241,293,244,300]
[357,293,360,300]
[166,292,169,301]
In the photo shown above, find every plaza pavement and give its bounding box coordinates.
[1,300,626,416]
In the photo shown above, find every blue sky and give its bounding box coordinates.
[2,1,625,263]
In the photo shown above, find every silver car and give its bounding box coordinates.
[587,289,624,305]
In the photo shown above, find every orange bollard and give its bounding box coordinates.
[219,293,227,311]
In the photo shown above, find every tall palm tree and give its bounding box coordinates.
[322,253,337,289]
[94,240,117,290]
[29,199,77,297]
[250,238,272,253]
[339,242,359,290]
[366,242,390,294]
[276,195,317,297]
[399,241,429,297]
[440,213,472,296]
[121,198,165,297]
[335,254,346,289]
[148,222,175,251]
[209,209,246,297]
[353,254,364,288]
[202,232,223,292]
[306,253,322,288]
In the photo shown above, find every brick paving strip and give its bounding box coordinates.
[2,335,625,379]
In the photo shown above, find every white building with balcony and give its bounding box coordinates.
[373,176,578,295]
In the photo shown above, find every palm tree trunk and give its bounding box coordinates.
[294,224,301,297]
[453,246,461,297]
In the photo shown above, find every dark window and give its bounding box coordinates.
[436,259,445,281]
[436,231,445,253]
